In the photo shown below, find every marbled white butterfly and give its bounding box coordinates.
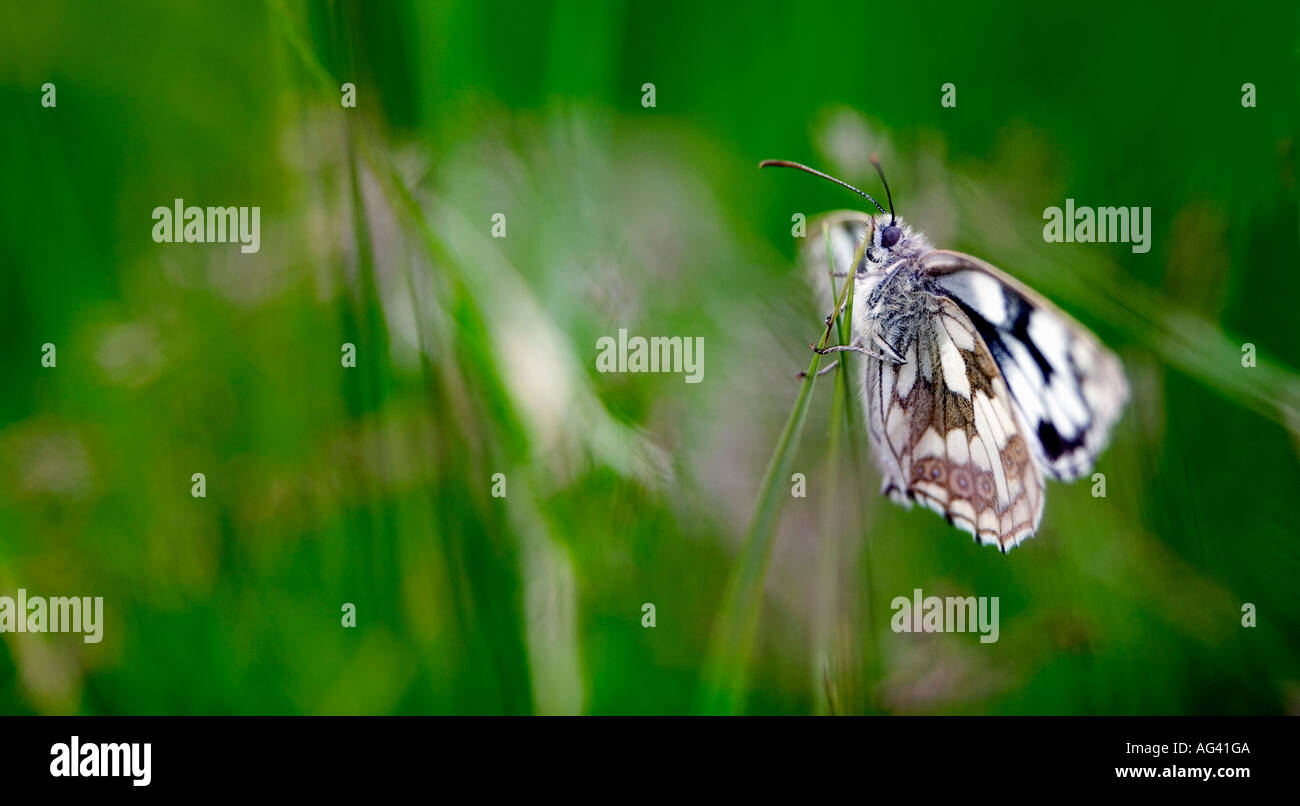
[766,159,1128,552]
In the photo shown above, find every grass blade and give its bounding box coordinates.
[699,234,862,714]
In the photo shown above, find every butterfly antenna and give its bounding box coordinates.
[869,155,895,226]
[759,159,888,217]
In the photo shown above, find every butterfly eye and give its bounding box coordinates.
[880,225,902,249]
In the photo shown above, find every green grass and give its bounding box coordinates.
[1,0,1297,716]
[698,231,866,714]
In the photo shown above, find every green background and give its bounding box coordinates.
[1,0,1297,714]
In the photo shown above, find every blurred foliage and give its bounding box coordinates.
[0,0,1297,714]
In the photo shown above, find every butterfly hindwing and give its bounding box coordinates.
[920,250,1128,481]
[867,296,1045,549]
[804,211,874,278]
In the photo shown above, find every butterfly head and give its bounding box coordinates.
[759,156,925,263]
[862,213,931,268]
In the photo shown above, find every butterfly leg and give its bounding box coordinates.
[811,343,873,357]
[815,290,855,343]
[811,340,902,363]
[796,360,839,379]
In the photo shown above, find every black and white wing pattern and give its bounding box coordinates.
[920,250,1128,482]
[866,295,1046,549]
[806,216,1126,551]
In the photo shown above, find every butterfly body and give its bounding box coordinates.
[817,210,1127,552]
[852,218,936,363]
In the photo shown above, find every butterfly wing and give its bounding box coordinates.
[867,296,1046,550]
[920,250,1128,481]
[802,211,875,277]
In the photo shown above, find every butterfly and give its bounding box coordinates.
[765,159,1128,552]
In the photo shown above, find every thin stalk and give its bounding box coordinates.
[813,244,848,715]
[698,235,866,715]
